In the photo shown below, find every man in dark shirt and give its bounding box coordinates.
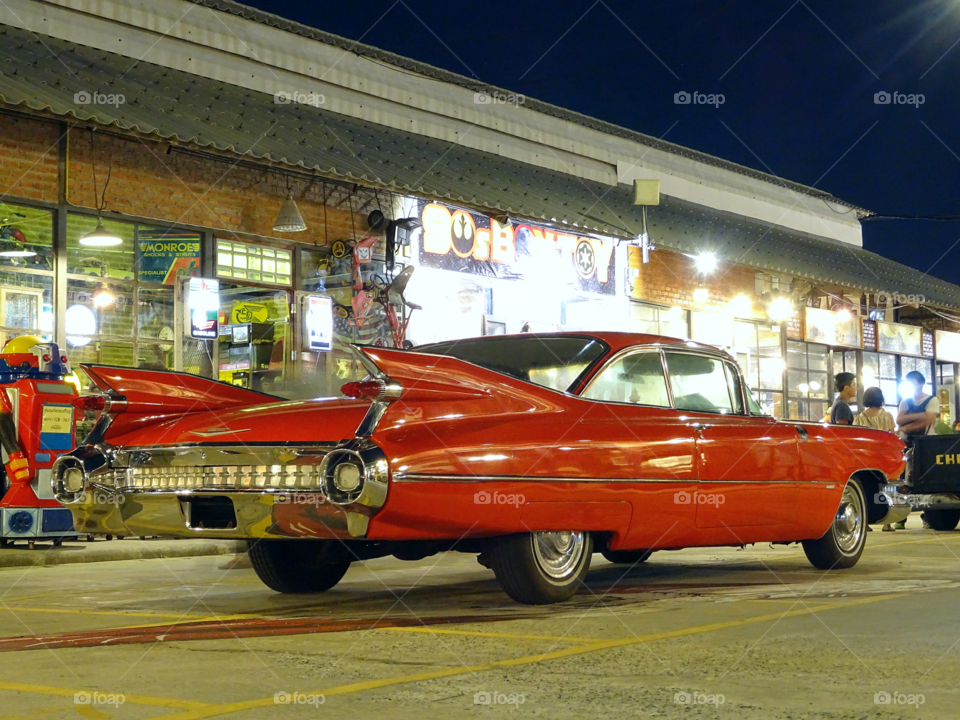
[830,372,857,425]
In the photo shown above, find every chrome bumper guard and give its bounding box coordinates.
[50,440,389,540]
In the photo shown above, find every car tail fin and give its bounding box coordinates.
[342,346,491,404]
[79,364,276,442]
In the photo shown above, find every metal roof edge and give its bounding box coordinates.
[188,0,866,214]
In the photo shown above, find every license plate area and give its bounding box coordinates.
[180,496,237,530]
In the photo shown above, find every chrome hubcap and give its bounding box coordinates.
[833,483,864,554]
[532,531,585,580]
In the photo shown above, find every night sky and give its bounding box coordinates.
[242,0,960,285]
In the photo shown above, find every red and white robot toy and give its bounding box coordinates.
[0,336,79,548]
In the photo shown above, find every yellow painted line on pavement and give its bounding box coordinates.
[141,592,904,720]
[0,681,209,710]
[378,626,598,643]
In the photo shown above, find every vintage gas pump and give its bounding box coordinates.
[0,337,79,548]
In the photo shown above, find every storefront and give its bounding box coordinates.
[401,198,623,343]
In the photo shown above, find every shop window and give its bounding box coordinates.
[732,321,783,417]
[787,341,831,421]
[900,356,934,397]
[628,302,688,339]
[66,215,179,370]
[217,240,291,286]
[0,203,54,347]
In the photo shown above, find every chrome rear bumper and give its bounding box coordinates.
[68,489,375,539]
[52,440,389,540]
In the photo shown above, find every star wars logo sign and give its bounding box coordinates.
[418,201,615,294]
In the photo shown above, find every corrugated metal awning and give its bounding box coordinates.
[0,24,957,307]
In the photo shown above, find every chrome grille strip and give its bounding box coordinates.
[107,464,324,492]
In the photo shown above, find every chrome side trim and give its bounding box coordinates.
[392,473,837,485]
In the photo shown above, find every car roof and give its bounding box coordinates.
[418,331,721,356]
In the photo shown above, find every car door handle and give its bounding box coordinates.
[692,423,715,438]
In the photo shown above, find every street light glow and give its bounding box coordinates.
[695,252,718,274]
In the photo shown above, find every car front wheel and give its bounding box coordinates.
[488,531,592,605]
[248,539,350,593]
[802,479,867,570]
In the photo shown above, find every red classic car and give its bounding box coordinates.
[52,333,906,604]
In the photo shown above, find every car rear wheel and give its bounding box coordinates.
[488,531,592,605]
[802,478,867,570]
[601,548,653,565]
[248,540,350,594]
[923,509,960,531]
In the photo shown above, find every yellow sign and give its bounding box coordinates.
[231,303,269,324]
[40,405,73,434]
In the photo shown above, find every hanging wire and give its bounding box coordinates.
[322,181,328,248]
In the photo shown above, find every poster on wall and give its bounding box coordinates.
[878,321,922,356]
[136,230,202,285]
[413,199,617,296]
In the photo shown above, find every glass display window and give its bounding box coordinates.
[217,239,292,286]
[733,320,784,417]
[0,203,55,347]
[787,340,831,421]
[65,215,178,369]
[628,302,689,339]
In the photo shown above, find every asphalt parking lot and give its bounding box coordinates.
[1,517,958,719]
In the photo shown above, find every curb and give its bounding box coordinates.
[0,539,248,569]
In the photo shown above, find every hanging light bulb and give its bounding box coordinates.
[92,284,115,308]
[0,244,36,258]
[767,297,795,322]
[79,218,122,247]
[694,252,718,274]
[729,294,752,316]
[273,194,307,232]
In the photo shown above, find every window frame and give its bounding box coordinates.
[579,347,673,409]
[579,345,750,416]
[664,349,747,416]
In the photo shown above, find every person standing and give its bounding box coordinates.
[897,371,939,438]
[854,387,896,431]
[854,387,898,530]
[896,371,940,530]
[830,372,857,425]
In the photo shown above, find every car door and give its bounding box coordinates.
[662,350,801,532]
[579,348,699,548]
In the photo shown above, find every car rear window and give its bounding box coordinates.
[417,335,608,392]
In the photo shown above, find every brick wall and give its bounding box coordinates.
[628,245,756,310]
[0,114,59,203]
[66,127,372,248]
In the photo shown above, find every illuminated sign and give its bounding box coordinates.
[305,295,333,352]
[415,200,616,295]
[187,277,219,339]
[936,330,960,363]
[804,307,861,348]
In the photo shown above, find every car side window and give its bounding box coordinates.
[582,351,671,407]
[664,352,736,414]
